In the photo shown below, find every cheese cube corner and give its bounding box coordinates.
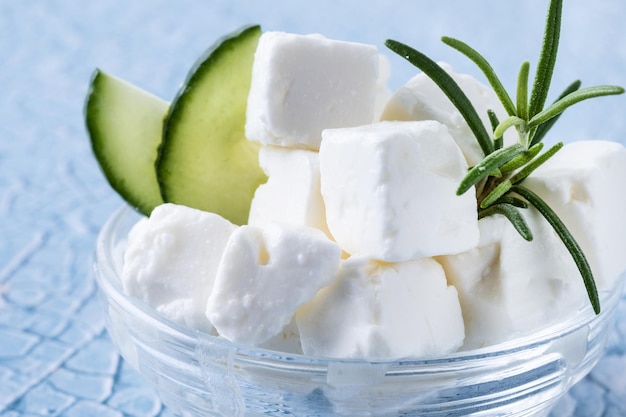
[319,120,479,261]
[248,146,330,237]
[245,31,379,150]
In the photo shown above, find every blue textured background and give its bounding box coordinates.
[1,1,625,415]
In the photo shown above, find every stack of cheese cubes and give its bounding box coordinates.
[122,31,626,358]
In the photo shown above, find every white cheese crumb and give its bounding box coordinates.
[122,203,236,333]
[437,208,587,350]
[296,256,465,358]
[248,146,330,237]
[206,223,341,345]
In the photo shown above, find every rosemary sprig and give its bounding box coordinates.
[488,110,503,150]
[385,0,624,314]
[456,144,526,195]
[529,0,562,118]
[478,203,533,242]
[531,80,581,145]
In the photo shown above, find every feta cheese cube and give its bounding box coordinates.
[245,31,379,150]
[380,62,516,166]
[524,140,626,291]
[248,146,330,237]
[437,208,587,350]
[296,257,465,358]
[319,120,479,261]
[374,54,393,120]
[206,223,341,345]
[122,203,237,333]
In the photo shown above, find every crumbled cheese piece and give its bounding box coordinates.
[380,62,516,166]
[319,120,478,261]
[206,223,341,345]
[524,140,626,291]
[248,146,330,237]
[437,208,587,350]
[296,256,465,358]
[122,203,236,332]
[245,31,379,150]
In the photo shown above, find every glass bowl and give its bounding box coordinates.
[94,205,624,417]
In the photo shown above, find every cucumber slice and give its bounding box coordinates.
[158,25,266,226]
[85,70,168,215]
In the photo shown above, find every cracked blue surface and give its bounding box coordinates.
[1,0,625,415]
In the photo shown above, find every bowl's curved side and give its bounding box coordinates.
[94,206,624,417]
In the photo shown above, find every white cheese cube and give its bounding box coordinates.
[524,140,626,291]
[248,146,330,237]
[206,223,341,345]
[319,120,479,261]
[122,203,236,333]
[245,31,379,150]
[381,62,516,166]
[296,257,465,359]
[374,54,393,120]
[437,208,587,350]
